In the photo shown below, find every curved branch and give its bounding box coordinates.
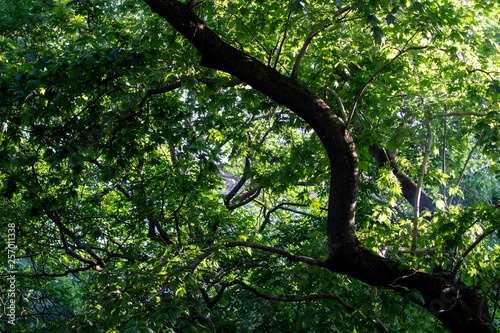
[346,41,427,128]
[291,5,352,79]
[45,209,106,270]
[274,11,291,69]
[449,134,482,206]
[369,145,436,213]
[258,202,283,232]
[200,284,228,309]
[139,75,242,110]
[224,157,250,208]
[225,240,326,267]
[227,184,262,210]
[291,29,320,79]
[229,280,388,332]
[450,228,496,281]
[144,0,359,248]
[326,87,347,122]
[231,279,355,308]
[142,2,495,330]
[258,201,320,232]
[411,118,433,256]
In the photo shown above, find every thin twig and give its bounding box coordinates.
[479,275,500,319]
[449,228,496,281]
[346,32,427,128]
[411,118,433,256]
[291,5,351,79]
[225,240,325,267]
[431,112,486,119]
[442,117,447,207]
[326,87,347,122]
[291,29,320,79]
[229,279,388,332]
[274,11,292,69]
[139,75,242,109]
[449,134,482,206]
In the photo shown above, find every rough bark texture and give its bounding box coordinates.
[143,1,494,331]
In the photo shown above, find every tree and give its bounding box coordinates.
[1,0,499,332]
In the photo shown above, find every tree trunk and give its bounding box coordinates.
[142,1,494,331]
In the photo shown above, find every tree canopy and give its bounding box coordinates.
[1,0,500,332]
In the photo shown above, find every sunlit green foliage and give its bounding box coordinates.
[0,0,499,332]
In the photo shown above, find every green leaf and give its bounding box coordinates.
[385,13,396,25]
[489,82,500,95]
[372,26,385,45]
[2,1,499,332]
[367,15,381,27]
[413,2,425,14]
[288,1,308,13]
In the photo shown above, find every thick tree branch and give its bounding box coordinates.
[369,145,436,213]
[145,0,359,251]
[142,2,495,331]
[200,284,228,309]
[224,157,250,208]
[227,184,262,210]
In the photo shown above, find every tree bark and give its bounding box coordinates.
[369,144,436,213]
[142,1,494,331]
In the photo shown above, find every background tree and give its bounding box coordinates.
[1,0,499,332]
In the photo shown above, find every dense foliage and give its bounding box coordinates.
[1,0,499,332]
